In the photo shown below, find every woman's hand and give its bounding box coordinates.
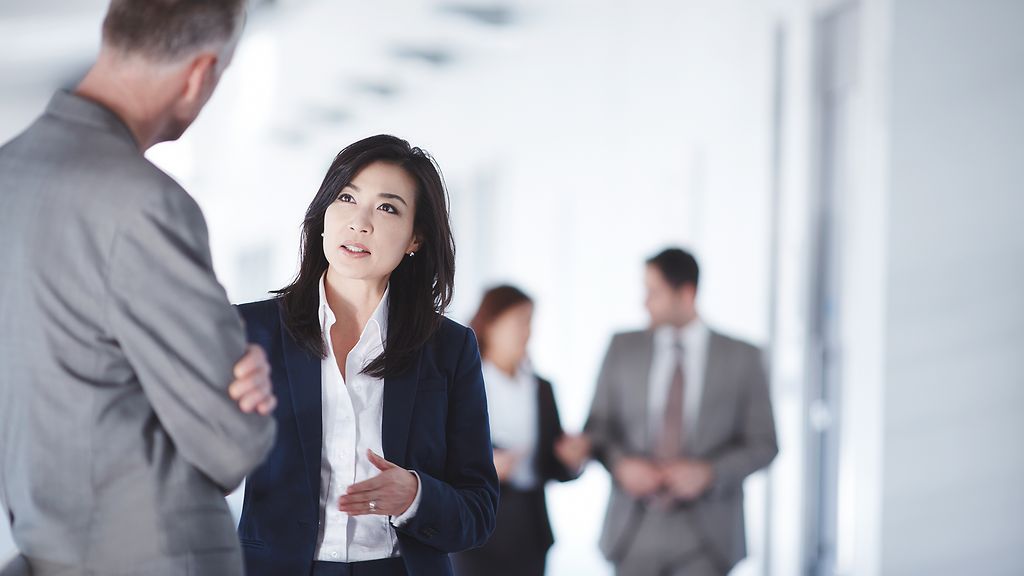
[338,450,418,517]
[554,433,591,472]
[492,448,521,482]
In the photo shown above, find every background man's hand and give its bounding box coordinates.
[662,459,715,501]
[614,457,663,498]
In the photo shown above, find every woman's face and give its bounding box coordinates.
[486,302,533,366]
[322,161,421,284]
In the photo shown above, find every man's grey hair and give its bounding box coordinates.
[102,0,247,62]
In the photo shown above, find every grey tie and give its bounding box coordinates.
[655,337,686,461]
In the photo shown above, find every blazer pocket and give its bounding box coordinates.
[416,377,448,393]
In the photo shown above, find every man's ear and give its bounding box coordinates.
[682,283,698,305]
[180,52,219,105]
[673,283,696,306]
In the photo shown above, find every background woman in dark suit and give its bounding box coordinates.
[235,135,498,576]
[453,286,591,576]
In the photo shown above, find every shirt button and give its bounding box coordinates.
[331,552,339,559]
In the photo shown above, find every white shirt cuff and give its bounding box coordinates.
[390,470,422,527]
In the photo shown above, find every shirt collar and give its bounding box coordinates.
[318,273,390,348]
[654,317,707,349]
[482,358,535,388]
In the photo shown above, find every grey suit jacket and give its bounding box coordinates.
[0,92,276,575]
[585,328,778,571]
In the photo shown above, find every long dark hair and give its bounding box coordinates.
[274,135,456,378]
[469,285,532,357]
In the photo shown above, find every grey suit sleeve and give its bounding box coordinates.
[585,335,629,472]
[709,347,778,493]
[105,185,275,492]
[0,555,29,576]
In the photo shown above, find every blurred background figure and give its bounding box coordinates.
[454,285,589,576]
[586,248,777,576]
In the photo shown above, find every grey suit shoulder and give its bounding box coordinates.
[608,327,762,354]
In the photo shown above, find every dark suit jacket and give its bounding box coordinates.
[235,298,499,576]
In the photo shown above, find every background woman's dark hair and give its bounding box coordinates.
[646,247,700,290]
[469,285,533,357]
[274,134,456,378]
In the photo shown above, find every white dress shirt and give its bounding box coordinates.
[481,359,539,490]
[647,318,710,453]
[315,275,421,562]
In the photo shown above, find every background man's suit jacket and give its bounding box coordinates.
[585,328,778,572]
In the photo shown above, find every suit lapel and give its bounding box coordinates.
[692,331,726,456]
[633,332,655,452]
[382,350,422,469]
[280,321,323,508]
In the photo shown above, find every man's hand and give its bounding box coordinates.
[614,457,663,498]
[662,459,715,502]
[554,433,591,472]
[228,344,276,415]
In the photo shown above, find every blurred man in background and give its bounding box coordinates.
[0,1,277,574]
[585,248,778,576]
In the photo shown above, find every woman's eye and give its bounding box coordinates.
[378,203,398,215]
[337,193,355,203]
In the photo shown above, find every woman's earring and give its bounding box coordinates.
[408,251,415,257]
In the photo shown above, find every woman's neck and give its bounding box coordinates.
[488,355,520,378]
[323,269,388,331]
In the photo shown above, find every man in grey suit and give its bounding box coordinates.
[0,1,279,574]
[585,248,778,576]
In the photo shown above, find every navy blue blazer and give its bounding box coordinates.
[235,298,499,576]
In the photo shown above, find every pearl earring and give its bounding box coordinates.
[408,251,415,257]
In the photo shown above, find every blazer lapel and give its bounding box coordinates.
[382,350,422,469]
[280,322,323,508]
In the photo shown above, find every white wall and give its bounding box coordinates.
[880,0,1024,573]
[831,0,891,574]
[759,1,1024,575]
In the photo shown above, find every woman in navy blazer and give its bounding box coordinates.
[236,135,498,576]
